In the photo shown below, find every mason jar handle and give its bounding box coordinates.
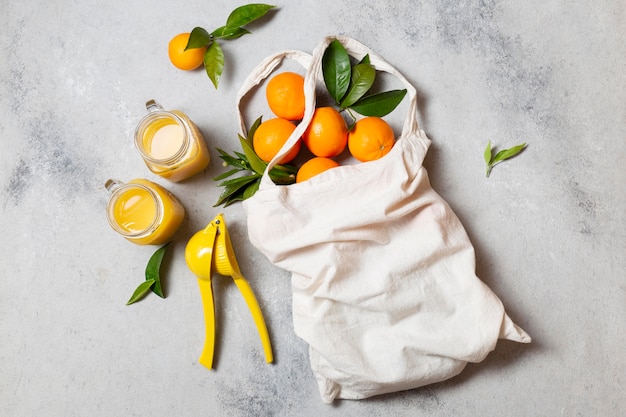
[146,99,163,112]
[104,178,124,194]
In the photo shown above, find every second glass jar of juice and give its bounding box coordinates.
[105,178,185,245]
[134,100,210,182]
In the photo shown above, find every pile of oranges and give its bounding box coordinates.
[254,72,397,183]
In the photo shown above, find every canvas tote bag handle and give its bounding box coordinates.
[235,50,313,140]
[236,36,423,188]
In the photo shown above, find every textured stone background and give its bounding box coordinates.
[1,1,624,416]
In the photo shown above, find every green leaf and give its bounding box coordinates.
[239,134,268,175]
[491,143,527,164]
[186,27,212,49]
[204,41,224,89]
[270,167,297,178]
[218,173,260,188]
[214,175,260,207]
[145,243,170,298]
[233,151,250,164]
[269,172,295,185]
[242,181,260,199]
[216,149,248,170]
[213,168,241,181]
[358,54,371,65]
[268,162,297,184]
[247,116,263,144]
[322,39,351,104]
[339,62,376,109]
[484,140,492,165]
[271,163,298,173]
[225,195,245,207]
[214,191,236,207]
[349,89,407,117]
[268,170,290,180]
[484,140,493,177]
[225,4,275,28]
[222,192,247,207]
[484,142,527,177]
[211,25,251,40]
[127,279,156,305]
[269,166,292,177]
[216,155,246,171]
[215,186,246,207]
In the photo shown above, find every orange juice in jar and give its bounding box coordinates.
[134,100,210,182]
[105,178,185,245]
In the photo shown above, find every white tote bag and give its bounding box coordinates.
[240,36,531,403]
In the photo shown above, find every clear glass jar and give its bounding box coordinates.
[105,178,185,245]
[134,100,210,182]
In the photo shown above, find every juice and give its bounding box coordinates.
[148,122,185,159]
[135,101,210,182]
[106,178,185,245]
[111,185,157,234]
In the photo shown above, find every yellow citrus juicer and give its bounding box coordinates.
[184,213,273,369]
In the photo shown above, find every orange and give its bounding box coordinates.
[253,118,301,164]
[348,117,395,162]
[296,157,339,183]
[302,107,348,158]
[168,33,206,71]
[266,72,306,121]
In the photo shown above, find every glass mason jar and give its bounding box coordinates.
[134,100,210,182]
[105,178,185,245]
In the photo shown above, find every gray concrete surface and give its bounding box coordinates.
[1,1,624,416]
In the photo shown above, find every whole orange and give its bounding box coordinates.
[302,107,348,158]
[266,72,306,121]
[253,118,301,164]
[348,117,395,162]
[296,157,339,183]
[168,33,206,71]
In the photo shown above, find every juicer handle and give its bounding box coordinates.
[197,277,216,369]
[232,272,274,364]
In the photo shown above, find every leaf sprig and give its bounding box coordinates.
[185,4,276,88]
[322,39,407,125]
[127,243,170,305]
[484,140,527,177]
[213,116,297,206]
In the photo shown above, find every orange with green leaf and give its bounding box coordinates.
[169,4,277,88]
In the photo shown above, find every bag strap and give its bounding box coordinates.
[235,50,313,137]
[329,36,420,142]
[236,36,423,188]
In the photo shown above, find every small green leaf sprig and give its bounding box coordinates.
[213,116,297,206]
[322,39,407,126]
[127,243,170,305]
[484,140,527,177]
[185,4,276,88]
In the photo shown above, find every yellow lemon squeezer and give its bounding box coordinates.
[184,213,273,369]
